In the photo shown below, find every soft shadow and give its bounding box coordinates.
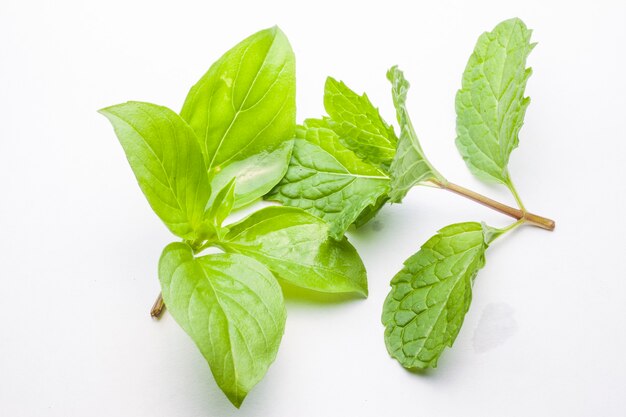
[404,365,435,376]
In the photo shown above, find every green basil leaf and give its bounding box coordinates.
[180,26,296,209]
[159,243,286,408]
[267,120,389,239]
[382,222,489,369]
[220,206,368,296]
[324,77,397,170]
[100,102,210,240]
[455,18,534,184]
[206,178,236,229]
[387,66,444,203]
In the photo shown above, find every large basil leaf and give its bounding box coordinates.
[220,206,368,296]
[181,26,296,208]
[100,102,210,240]
[159,243,286,407]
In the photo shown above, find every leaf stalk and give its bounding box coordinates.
[432,179,555,231]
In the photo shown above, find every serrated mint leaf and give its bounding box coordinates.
[181,26,296,209]
[387,66,444,202]
[324,77,397,170]
[220,206,368,296]
[353,193,389,229]
[382,222,489,369]
[159,243,286,408]
[455,18,534,184]
[267,120,389,239]
[100,102,210,240]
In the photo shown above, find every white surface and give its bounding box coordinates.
[1,1,625,416]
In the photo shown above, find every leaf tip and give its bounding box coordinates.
[228,392,246,409]
[386,65,399,81]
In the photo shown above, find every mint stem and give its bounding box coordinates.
[432,180,555,231]
[504,177,526,211]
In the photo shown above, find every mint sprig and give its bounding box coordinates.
[270,17,555,369]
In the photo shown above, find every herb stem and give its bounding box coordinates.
[150,293,165,318]
[431,179,555,231]
[505,177,526,211]
[499,218,525,234]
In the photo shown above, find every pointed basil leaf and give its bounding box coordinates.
[387,66,444,203]
[220,206,368,296]
[181,26,296,209]
[159,243,286,408]
[382,222,489,369]
[455,18,534,185]
[267,120,389,239]
[324,77,397,170]
[100,102,210,240]
[206,178,236,229]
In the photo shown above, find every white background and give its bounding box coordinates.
[1,0,625,416]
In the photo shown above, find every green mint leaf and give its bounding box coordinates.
[206,177,236,229]
[180,26,296,209]
[455,18,534,184]
[99,102,210,240]
[159,242,286,408]
[220,206,368,296]
[267,120,390,239]
[353,193,390,228]
[387,66,444,202]
[324,77,397,170]
[382,222,489,369]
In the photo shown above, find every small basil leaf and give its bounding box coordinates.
[206,177,236,228]
[382,222,488,369]
[99,102,210,240]
[181,26,296,209]
[220,206,368,296]
[455,18,534,184]
[159,243,286,408]
[267,120,389,239]
[387,66,444,202]
[324,77,397,170]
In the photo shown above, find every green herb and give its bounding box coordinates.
[159,243,286,408]
[382,222,489,368]
[101,27,368,407]
[180,26,296,209]
[99,102,211,240]
[386,66,445,202]
[324,77,397,170]
[270,17,555,369]
[455,18,535,206]
[268,119,389,239]
[220,206,368,296]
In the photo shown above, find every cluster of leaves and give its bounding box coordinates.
[103,17,552,408]
[272,18,546,369]
[266,66,450,239]
[101,27,367,407]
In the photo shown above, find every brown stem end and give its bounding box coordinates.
[150,293,165,319]
[522,212,556,231]
[434,180,555,232]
